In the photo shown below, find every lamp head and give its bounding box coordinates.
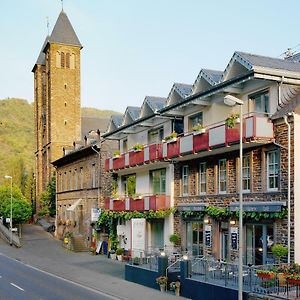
[224,95,244,106]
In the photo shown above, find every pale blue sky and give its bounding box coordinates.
[1,0,300,112]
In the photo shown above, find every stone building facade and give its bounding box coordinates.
[32,11,82,209]
[52,131,117,246]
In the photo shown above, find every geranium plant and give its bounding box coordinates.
[163,132,177,142]
[132,143,143,151]
[192,124,206,133]
[156,276,168,285]
[225,113,240,128]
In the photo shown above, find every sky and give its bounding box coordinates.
[1,0,300,113]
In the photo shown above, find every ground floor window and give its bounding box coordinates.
[245,223,274,265]
[186,221,203,256]
[151,220,164,249]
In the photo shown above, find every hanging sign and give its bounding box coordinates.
[231,227,238,250]
[205,225,212,248]
[91,208,101,222]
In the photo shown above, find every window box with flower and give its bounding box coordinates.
[192,124,206,135]
[163,132,178,143]
[225,113,240,128]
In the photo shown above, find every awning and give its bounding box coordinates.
[229,201,286,213]
[177,203,206,212]
[67,199,82,211]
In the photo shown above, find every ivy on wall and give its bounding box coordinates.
[179,206,288,222]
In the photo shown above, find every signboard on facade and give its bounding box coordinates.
[91,208,101,222]
[204,225,212,248]
[231,227,238,250]
[131,218,146,257]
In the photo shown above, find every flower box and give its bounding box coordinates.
[257,272,275,279]
[130,198,144,211]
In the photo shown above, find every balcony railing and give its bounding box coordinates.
[105,114,274,171]
[105,195,171,212]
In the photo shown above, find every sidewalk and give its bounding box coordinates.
[0,225,185,300]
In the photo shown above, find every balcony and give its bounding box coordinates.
[105,194,171,212]
[105,114,274,171]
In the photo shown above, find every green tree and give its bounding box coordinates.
[0,186,32,224]
[38,175,56,217]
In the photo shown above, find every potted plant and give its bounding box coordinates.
[132,143,143,152]
[110,249,117,260]
[286,274,300,285]
[169,233,180,245]
[116,248,124,261]
[256,269,275,279]
[225,113,240,128]
[156,276,168,292]
[192,124,206,134]
[163,132,177,143]
[271,244,288,264]
[113,150,121,158]
[90,247,96,255]
[170,281,181,296]
[133,256,140,265]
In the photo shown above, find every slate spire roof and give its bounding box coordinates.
[47,11,82,48]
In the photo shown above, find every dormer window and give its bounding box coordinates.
[251,90,269,115]
[189,112,203,131]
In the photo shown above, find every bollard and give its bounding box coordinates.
[158,255,168,276]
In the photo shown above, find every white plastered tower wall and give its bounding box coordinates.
[294,113,300,263]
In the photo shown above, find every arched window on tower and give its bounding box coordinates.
[66,53,70,69]
[56,51,61,68]
[61,52,65,68]
[70,53,75,69]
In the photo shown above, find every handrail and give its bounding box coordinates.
[0,223,21,247]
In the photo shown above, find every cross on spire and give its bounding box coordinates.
[61,0,64,11]
[46,16,49,35]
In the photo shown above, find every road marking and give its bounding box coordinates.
[10,282,24,291]
[0,275,2,278]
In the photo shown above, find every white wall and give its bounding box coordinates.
[136,171,150,194]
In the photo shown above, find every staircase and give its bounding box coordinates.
[0,223,21,247]
[72,236,88,252]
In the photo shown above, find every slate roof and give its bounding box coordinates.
[111,115,123,127]
[126,106,141,121]
[202,69,223,84]
[144,96,166,112]
[35,36,49,66]
[47,11,82,48]
[173,83,193,98]
[235,51,300,73]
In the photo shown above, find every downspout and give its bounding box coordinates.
[284,115,291,263]
[278,76,284,107]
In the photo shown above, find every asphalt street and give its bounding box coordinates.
[0,225,180,300]
[0,254,117,300]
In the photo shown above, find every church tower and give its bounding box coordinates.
[33,10,82,209]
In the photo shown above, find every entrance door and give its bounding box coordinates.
[186,221,203,256]
[220,232,229,261]
[246,224,274,265]
[151,220,164,249]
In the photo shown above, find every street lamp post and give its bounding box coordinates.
[4,175,13,246]
[224,95,244,300]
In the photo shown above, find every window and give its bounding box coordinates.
[182,165,189,196]
[173,119,184,135]
[69,170,72,190]
[151,169,166,194]
[61,52,65,68]
[218,159,227,193]
[199,162,206,195]
[64,171,67,191]
[267,150,279,191]
[80,167,83,189]
[122,174,136,197]
[242,155,251,192]
[74,169,78,190]
[252,91,269,114]
[148,127,164,144]
[91,164,96,188]
[123,139,128,153]
[189,113,203,131]
[66,53,70,69]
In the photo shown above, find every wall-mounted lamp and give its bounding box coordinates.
[182,254,189,261]
[230,220,236,225]
[204,218,211,224]
[160,251,166,257]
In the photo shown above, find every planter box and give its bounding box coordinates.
[149,195,170,210]
[167,139,180,158]
[149,144,163,161]
[257,272,275,279]
[113,155,125,169]
[113,200,125,211]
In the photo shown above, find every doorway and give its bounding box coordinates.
[245,223,274,265]
[220,231,229,261]
[186,221,203,256]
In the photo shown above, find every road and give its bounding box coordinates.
[0,254,120,300]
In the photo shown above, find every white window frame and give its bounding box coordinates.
[199,162,206,195]
[267,150,279,191]
[218,159,227,194]
[242,155,251,193]
[182,165,189,196]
